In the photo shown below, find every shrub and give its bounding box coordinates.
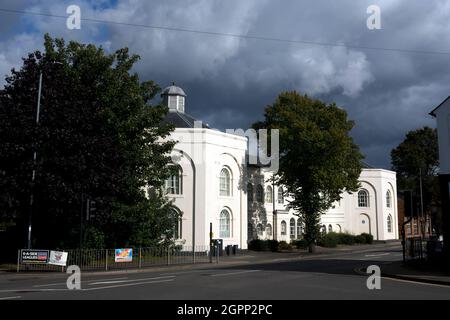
[337,233,355,245]
[278,241,293,251]
[354,235,366,244]
[291,239,308,249]
[267,240,279,252]
[248,239,279,252]
[318,232,339,248]
[248,239,264,251]
[361,233,374,244]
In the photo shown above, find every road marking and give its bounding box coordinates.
[211,270,260,277]
[0,296,21,300]
[88,276,175,286]
[82,279,175,291]
[382,276,450,289]
[365,253,390,257]
[34,277,129,288]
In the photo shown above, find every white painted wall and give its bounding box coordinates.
[247,168,398,241]
[168,128,248,250]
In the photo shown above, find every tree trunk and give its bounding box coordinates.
[308,243,316,253]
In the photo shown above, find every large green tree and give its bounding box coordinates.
[254,92,363,252]
[0,35,177,253]
[391,126,440,233]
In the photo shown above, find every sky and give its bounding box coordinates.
[0,0,448,169]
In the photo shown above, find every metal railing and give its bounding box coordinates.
[16,245,245,272]
[403,237,427,262]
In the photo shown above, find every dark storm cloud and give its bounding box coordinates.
[1,0,449,168]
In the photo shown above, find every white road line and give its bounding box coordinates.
[34,277,129,288]
[82,279,175,291]
[0,296,21,300]
[365,253,391,257]
[382,276,450,289]
[0,277,176,294]
[88,275,175,286]
[211,270,260,277]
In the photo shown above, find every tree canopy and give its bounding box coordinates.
[391,126,440,232]
[0,35,177,253]
[254,92,363,251]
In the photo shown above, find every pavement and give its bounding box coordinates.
[0,242,449,300]
[379,260,450,286]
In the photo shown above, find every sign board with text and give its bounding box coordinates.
[21,249,49,264]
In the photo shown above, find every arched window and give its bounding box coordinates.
[297,218,302,239]
[220,209,231,238]
[266,224,273,237]
[321,225,327,234]
[265,186,273,203]
[328,224,333,233]
[281,221,287,235]
[220,167,231,196]
[256,185,264,203]
[290,218,296,239]
[337,224,342,233]
[165,166,183,195]
[257,224,264,238]
[171,208,182,239]
[247,183,254,202]
[387,215,392,233]
[386,190,392,208]
[358,190,369,207]
[278,187,284,204]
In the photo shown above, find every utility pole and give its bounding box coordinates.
[419,168,425,239]
[27,72,43,249]
[26,61,63,249]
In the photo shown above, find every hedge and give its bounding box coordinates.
[318,232,375,248]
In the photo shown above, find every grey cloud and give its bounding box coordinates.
[0,0,449,168]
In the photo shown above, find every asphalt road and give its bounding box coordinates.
[1,243,449,300]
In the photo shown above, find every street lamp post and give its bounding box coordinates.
[27,72,43,249]
[27,62,62,249]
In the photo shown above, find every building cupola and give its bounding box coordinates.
[161,82,187,113]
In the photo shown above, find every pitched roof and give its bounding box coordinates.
[161,111,210,129]
[430,96,450,117]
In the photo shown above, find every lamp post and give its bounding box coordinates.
[27,62,63,249]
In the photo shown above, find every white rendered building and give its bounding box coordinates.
[247,165,398,242]
[161,84,398,250]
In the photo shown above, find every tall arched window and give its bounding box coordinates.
[387,215,392,233]
[297,218,302,239]
[257,224,264,238]
[290,218,296,239]
[256,185,264,203]
[220,209,231,238]
[281,221,287,235]
[358,190,369,207]
[165,166,183,195]
[278,187,284,204]
[386,190,392,208]
[219,167,231,196]
[171,208,182,239]
[266,224,273,237]
[265,186,273,203]
[328,224,333,233]
[247,183,254,202]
